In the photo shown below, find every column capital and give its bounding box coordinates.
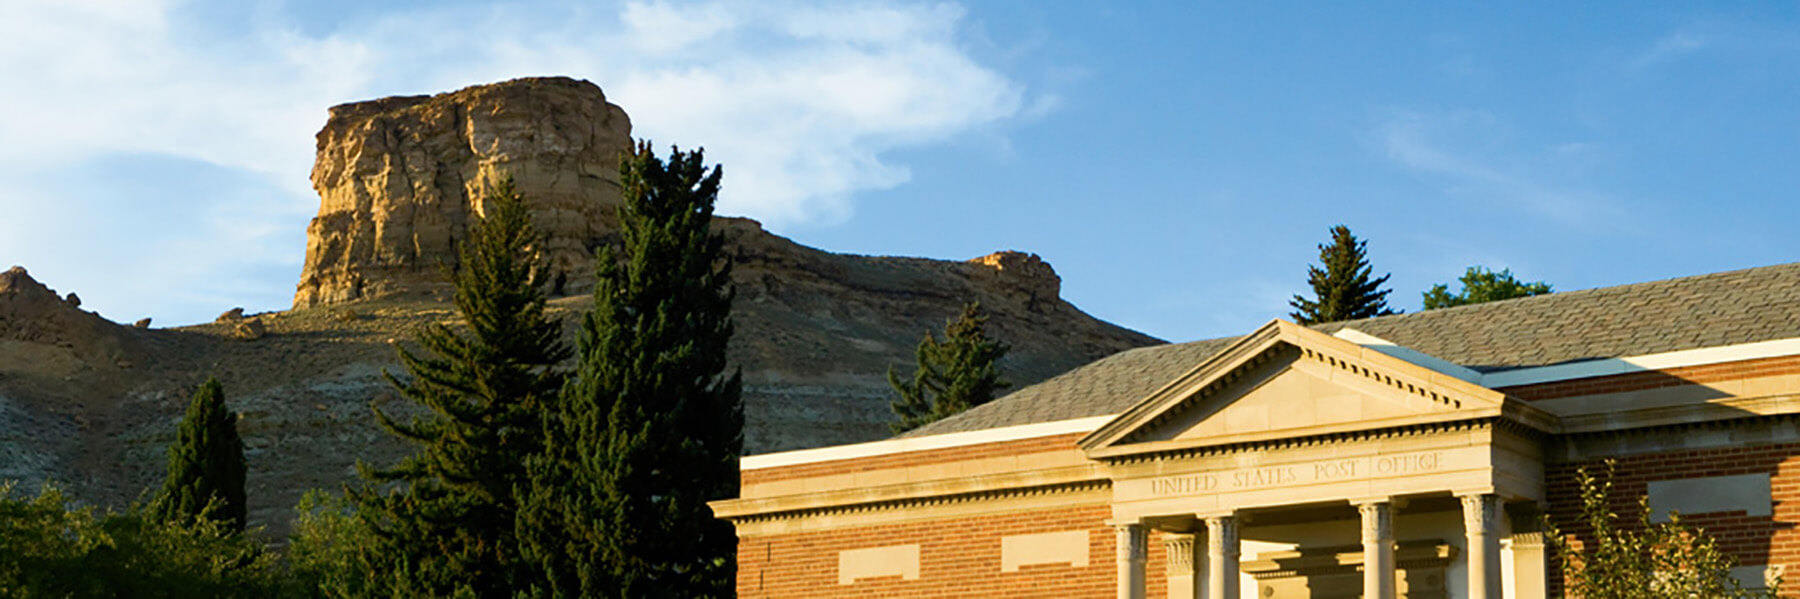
[1163,533,1197,575]
[1203,515,1239,556]
[1115,523,1148,561]
[1357,501,1394,543]
[1459,493,1503,535]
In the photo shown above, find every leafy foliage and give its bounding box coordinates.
[152,377,247,531]
[1422,266,1552,310]
[0,482,283,598]
[1547,461,1782,598]
[889,301,1012,434]
[352,175,569,598]
[285,490,400,599]
[1289,225,1397,324]
[517,142,742,598]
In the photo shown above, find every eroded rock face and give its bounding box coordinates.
[295,76,633,307]
[0,266,137,367]
[290,77,1165,452]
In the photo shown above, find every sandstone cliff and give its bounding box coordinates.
[292,76,1162,451]
[0,77,1160,536]
[296,77,632,306]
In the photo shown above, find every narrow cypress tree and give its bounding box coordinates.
[153,377,246,531]
[889,301,1011,434]
[353,175,569,597]
[519,142,742,598]
[1289,225,1398,324]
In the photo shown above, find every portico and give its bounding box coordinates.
[1085,321,1551,599]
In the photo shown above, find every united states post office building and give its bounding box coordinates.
[710,263,1800,598]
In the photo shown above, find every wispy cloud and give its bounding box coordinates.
[0,0,1033,324]
[1630,30,1710,69]
[1374,110,1626,228]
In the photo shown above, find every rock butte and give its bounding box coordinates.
[297,77,633,307]
[1,77,1163,534]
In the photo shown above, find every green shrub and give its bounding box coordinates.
[1548,461,1783,598]
[0,482,283,598]
[286,489,395,599]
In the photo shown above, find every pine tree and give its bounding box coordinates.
[518,142,742,598]
[152,377,246,532]
[1422,266,1552,310]
[889,301,1012,434]
[352,175,569,597]
[1289,225,1397,324]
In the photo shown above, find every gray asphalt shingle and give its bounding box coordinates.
[904,261,1800,437]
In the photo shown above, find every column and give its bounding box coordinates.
[1163,532,1201,599]
[1204,515,1239,599]
[1461,494,1503,599]
[1358,501,1396,599]
[1116,523,1147,599]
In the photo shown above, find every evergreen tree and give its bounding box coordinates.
[352,175,569,597]
[1422,266,1552,310]
[889,301,1011,434]
[518,142,742,598]
[152,377,246,532]
[1289,225,1397,324]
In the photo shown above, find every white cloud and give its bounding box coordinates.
[1631,30,1709,69]
[1374,110,1626,228]
[0,0,1032,324]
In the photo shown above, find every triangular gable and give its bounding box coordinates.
[1080,320,1519,458]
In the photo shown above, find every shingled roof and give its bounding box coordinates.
[904,261,1800,437]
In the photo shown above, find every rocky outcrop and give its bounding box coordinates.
[295,76,633,307]
[0,267,139,371]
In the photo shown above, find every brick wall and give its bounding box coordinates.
[736,503,1166,598]
[1501,354,1800,401]
[1546,442,1800,592]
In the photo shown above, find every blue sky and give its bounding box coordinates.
[2,1,1796,342]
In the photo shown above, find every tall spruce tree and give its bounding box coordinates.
[889,301,1011,434]
[1289,225,1397,324]
[518,142,742,598]
[352,175,569,597]
[1422,266,1552,310]
[152,377,246,531]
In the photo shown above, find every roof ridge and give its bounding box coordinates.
[1321,260,1800,327]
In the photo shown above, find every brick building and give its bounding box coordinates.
[710,263,1800,598]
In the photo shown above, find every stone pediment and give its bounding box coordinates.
[1081,320,1519,458]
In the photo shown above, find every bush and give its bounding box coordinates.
[0,482,284,598]
[286,489,396,599]
[1548,461,1783,598]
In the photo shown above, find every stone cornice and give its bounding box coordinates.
[1098,418,1502,466]
[711,463,1110,523]
[715,479,1111,525]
